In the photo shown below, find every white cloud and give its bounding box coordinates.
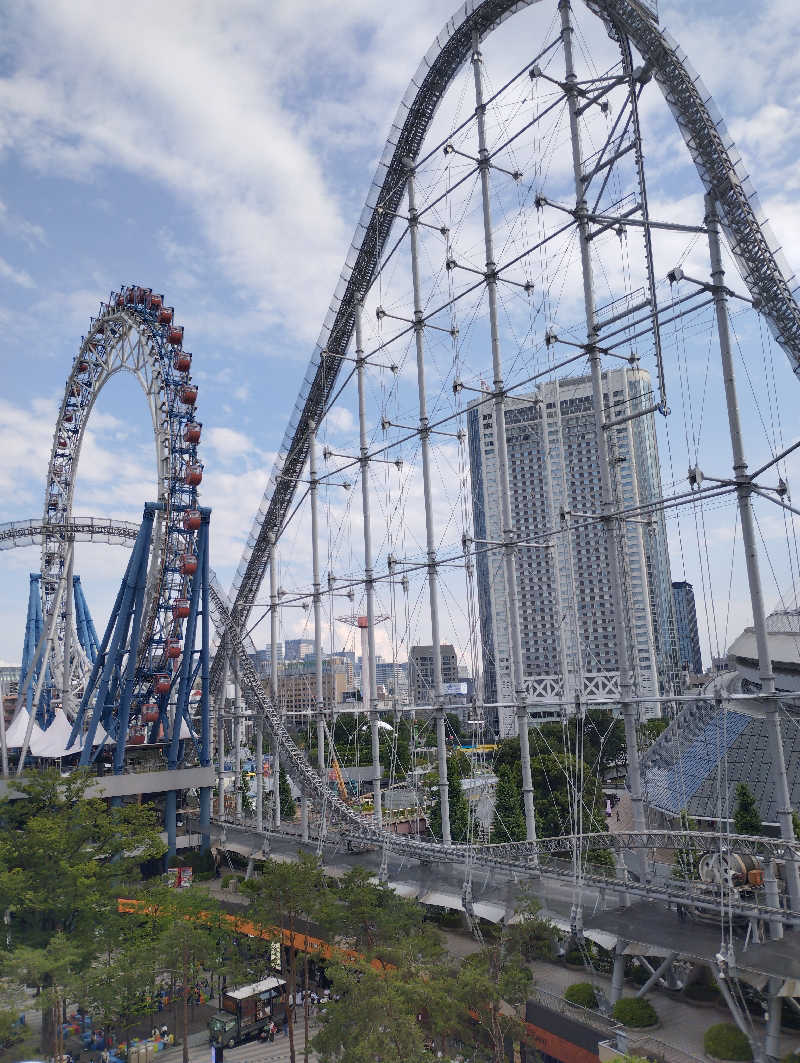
[0,254,34,288]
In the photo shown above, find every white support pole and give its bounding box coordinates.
[355,301,382,830]
[218,637,228,821]
[269,533,281,829]
[471,35,537,846]
[0,673,9,778]
[233,649,242,821]
[255,707,263,833]
[405,166,451,846]
[309,420,325,780]
[558,0,646,853]
[706,193,800,913]
[61,544,75,719]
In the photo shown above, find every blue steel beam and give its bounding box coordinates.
[168,512,207,769]
[113,510,154,774]
[72,506,157,758]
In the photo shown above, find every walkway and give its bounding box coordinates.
[154,1026,318,1063]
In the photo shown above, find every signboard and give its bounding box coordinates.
[443,681,467,696]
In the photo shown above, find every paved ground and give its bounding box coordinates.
[153,1024,319,1063]
[529,956,800,1060]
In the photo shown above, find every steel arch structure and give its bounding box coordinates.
[218,0,800,693]
[31,285,205,723]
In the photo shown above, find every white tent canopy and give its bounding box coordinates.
[4,708,112,757]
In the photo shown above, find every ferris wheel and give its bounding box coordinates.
[23,285,205,734]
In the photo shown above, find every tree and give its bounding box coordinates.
[733,783,762,836]
[453,921,532,1063]
[142,885,235,1063]
[280,767,297,818]
[239,775,255,818]
[3,932,84,1061]
[314,876,455,1063]
[491,742,608,840]
[83,938,159,1059]
[243,854,325,1063]
[0,769,165,950]
[318,866,429,961]
[0,770,165,1057]
[428,752,470,843]
[491,765,526,843]
[313,953,452,1063]
[792,810,800,840]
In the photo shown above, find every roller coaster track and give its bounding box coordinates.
[209,580,800,917]
[218,0,800,702]
[0,517,140,551]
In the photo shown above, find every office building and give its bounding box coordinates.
[408,644,459,706]
[467,367,676,735]
[278,655,353,714]
[248,645,283,678]
[672,580,703,675]
[284,638,315,662]
[374,660,409,704]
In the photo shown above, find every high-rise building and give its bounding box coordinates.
[278,655,354,713]
[284,638,315,662]
[373,660,409,704]
[672,581,703,675]
[248,644,283,678]
[408,644,459,706]
[468,367,676,735]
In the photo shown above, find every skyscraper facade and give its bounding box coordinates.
[284,638,315,662]
[672,580,703,675]
[408,644,459,705]
[467,367,676,736]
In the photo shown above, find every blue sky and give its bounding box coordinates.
[1,0,800,672]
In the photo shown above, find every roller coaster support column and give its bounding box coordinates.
[17,556,69,772]
[309,419,325,781]
[706,194,800,915]
[404,169,451,844]
[68,513,154,753]
[61,541,75,719]
[217,636,227,823]
[610,939,627,1005]
[199,509,211,848]
[270,532,281,828]
[559,0,646,855]
[255,694,263,833]
[232,631,242,820]
[355,301,382,830]
[167,508,211,849]
[472,35,536,847]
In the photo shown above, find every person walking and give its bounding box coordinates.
[269,1021,276,1042]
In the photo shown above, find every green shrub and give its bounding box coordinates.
[221,874,232,889]
[564,982,598,1009]
[611,997,658,1028]
[703,1022,752,1061]
[783,1053,800,1063]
